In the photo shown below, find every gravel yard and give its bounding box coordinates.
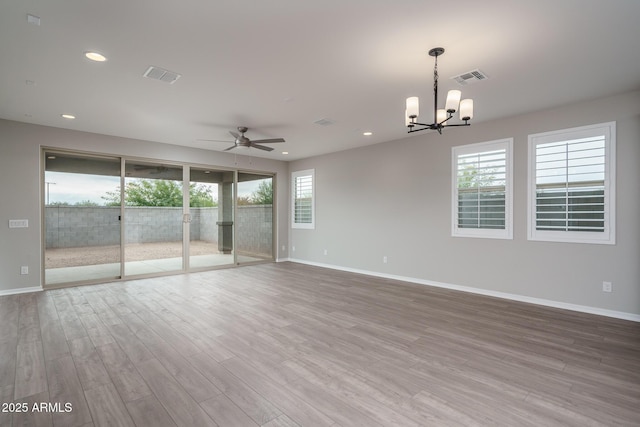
[45,240,218,268]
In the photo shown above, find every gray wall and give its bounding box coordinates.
[289,91,640,317]
[0,120,289,293]
[1,92,638,317]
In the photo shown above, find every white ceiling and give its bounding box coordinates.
[1,0,639,160]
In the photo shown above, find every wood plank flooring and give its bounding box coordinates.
[1,262,639,426]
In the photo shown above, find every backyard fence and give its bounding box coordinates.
[45,205,273,256]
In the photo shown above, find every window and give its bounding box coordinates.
[528,122,615,244]
[292,169,315,229]
[452,138,513,239]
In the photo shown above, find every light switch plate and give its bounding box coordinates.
[9,219,29,228]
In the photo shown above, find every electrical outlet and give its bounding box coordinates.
[383,256,388,264]
[602,281,612,293]
[281,245,286,252]
[323,249,328,256]
[20,266,28,275]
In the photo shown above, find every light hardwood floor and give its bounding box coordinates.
[1,262,639,426]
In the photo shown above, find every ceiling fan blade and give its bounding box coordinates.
[229,131,240,139]
[251,138,285,144]
[223,145,237,151]
[250,143,274,152]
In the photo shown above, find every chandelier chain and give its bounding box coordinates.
[433,55,438,97]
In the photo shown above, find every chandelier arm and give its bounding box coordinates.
[410,121,436,127]
[407,123,438,133]
[442,122,471,128]
[437,114,454,126]
[408,127,431,134]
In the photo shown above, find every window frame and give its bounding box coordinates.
[527,121,616,245]
[451,138,514,240]
[291,169,315,229]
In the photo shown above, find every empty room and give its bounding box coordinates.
[1,1,639,426]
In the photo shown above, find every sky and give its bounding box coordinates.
[45,172,120,205]
[44,171,266,205]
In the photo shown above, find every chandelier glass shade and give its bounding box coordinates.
[406,47,473,134]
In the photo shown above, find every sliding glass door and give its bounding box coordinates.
[188,168,235,269]
[43,150,275,286]
[123,161,184,276]
[236,172,274,264]
[44,151,122,285]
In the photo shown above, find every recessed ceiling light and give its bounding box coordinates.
[61,114,76,119]
[282,151,289,155]
[85,51,107,62]
[363,131,373,136]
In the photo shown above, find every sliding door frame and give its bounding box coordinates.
[41,148,124,288]
[41,147,277,288]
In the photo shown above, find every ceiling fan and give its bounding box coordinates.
[199,126,285,152]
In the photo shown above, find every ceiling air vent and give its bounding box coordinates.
[313,118,335,126]
[452,69,488,86]
[143,66,181,84]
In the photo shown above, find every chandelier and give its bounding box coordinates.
[406,47,473,134]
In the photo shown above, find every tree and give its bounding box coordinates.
[75,200,101,207]
[189,184,217,207]
[457,164,498,189]
[236,196,252,206]
[102,180,217,207]
[126,180,182,206]
[250,180,273,205]
[47,200,100,207]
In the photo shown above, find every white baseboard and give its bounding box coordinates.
[0,286,43,297]
[276,257,291,263]
[288,258,640,323]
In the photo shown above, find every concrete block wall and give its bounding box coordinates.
[45,206,272,256]
[124,206,188,244]
[236,205,273,257]
[46,206,121,247]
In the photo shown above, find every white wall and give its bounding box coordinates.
[0,120,290,294]
[289,91,640,318]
